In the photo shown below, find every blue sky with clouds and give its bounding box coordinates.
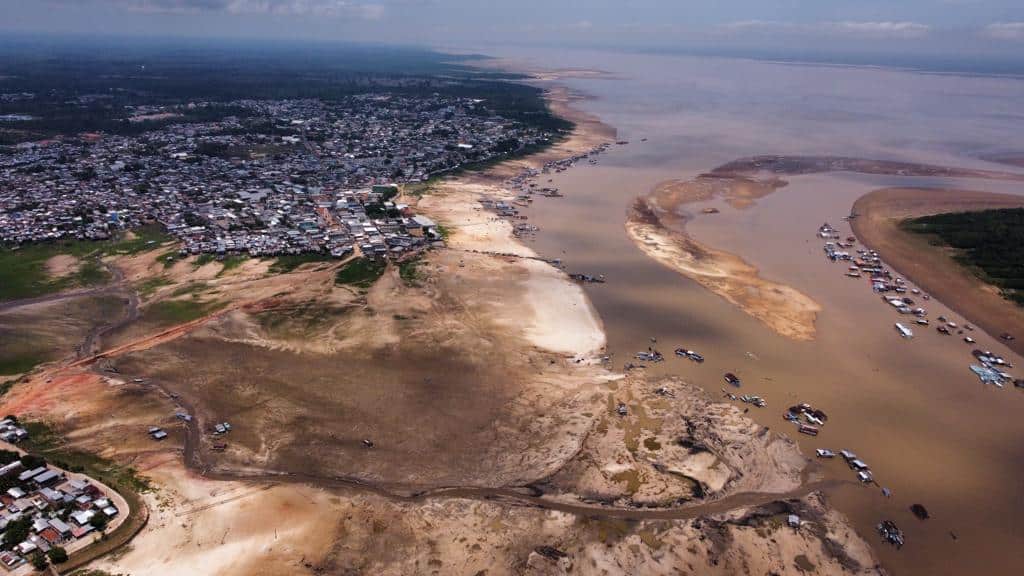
[3,1,1024,56]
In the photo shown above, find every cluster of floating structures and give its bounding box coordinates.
[784,403,828,437]
[820,221,1023,390]
[723,392,766,408]
[816,448,874,483]
[877,520,905,548]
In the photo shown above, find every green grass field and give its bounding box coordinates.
[0,225,172,302]
[144,299,225,326]
[268,252,334,274]
[335,258,386,288]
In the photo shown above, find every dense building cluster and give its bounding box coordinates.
[0,421,120,571]
[0,95,555,258]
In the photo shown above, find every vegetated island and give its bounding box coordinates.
[850,187,1024,357]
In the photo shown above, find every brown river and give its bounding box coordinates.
[493,48,1024,575]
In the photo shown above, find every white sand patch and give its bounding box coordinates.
[519,258,605,356]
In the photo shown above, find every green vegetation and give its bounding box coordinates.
[435,224,451,241]
[334,258,386,288]
[144,299,225,326]
[30,551,47,571]
[156,249,180,268]
[22,421,152,495]
[134,276,173,298]
[903,208,1024,305]
[47,546,69,564]
[218,254,249,274]
[100,225,172,256]
[170,281,211,298]
[268,252,334,274]
[0,380,15,397]
[0,226,173,302]
[1,517,30,549]
[194,253,216,268]
[0,244,95,301]
[0,353,45,377]
[398,258,424,286]
[403,179,440,198]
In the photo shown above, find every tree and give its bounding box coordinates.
[47,546,68,564]
[19,454,45,469]
[89,513,109,532]
[0,450,20,465]
[29,551,47,571]
[1,517,31,549]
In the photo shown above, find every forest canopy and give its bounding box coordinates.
[903,207,1024,306]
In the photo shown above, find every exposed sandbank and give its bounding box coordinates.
[850,187,1024,357]
[627,176,821,341]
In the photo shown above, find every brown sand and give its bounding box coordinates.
[626,177,821,341]
[0,78,882,575]
[850,187,1024,356]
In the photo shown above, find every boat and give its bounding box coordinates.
[798,425,819,436]
[858,470,874,483]
[724,372,741,387]
[877,520,904,548]
[937,325,951,335]
[895,322,914,339]
[674,348,704,362]
[635,351,664,362]
[816,449,835,458]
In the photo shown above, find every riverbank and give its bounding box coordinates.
[0,67,887,575]
[850,187,1024,357]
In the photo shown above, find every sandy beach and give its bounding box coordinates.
[851,187,1024,357]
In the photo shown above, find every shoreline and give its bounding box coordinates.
[850,187,1024,357]
[0,66,887,576]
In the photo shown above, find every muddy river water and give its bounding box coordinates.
[494,48,1024,575]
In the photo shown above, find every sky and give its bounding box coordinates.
[3,1,1024,59]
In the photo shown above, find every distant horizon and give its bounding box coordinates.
[3,1,1024,65]
[4,30,1024,79]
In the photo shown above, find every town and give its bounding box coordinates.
[0,94,559,259]
[0,420,123,573]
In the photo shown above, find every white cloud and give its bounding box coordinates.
[825,21,931,39]
[984,22,1024,40]
[48,0,387,19]
[567,20,593,31]
[720,20,931,39]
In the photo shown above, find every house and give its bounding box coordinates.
[39,527,63,546]
[16,466,46,483]
[32,469,62,487]
[0,552,24,569]
[0,461,24,478]
[70,509,95,527]
[48,518,71,536]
